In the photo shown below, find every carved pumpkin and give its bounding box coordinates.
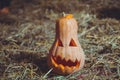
[48,14,85,75]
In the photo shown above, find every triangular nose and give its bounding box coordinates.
[57,39,63,47]
[69,38,77,46]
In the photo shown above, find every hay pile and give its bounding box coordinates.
[0,0,120,79]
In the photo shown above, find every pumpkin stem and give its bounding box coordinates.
[61,12,73,19]
[62,12,66,17]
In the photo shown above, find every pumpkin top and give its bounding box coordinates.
[58,14,73,20]
[63,14,73,19]
[56,14,74,23]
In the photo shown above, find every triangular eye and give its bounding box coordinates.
[69,38,77,46]
[56,39,63,47]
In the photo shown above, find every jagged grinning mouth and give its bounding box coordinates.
[51,55,80,71]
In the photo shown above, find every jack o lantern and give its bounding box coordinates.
[48,14,85,75]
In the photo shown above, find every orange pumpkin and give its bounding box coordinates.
[48,14,85,75]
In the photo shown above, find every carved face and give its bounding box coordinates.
[48,14,85,75]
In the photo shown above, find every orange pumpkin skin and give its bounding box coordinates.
[48,14,85,75]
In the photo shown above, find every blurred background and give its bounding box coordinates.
[0,0,120,80]
[1,0,120,22]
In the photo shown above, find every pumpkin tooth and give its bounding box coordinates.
[58,64,65,73]
[72,66,76,71]
[64,48,72,62]
[70,57,76,62]
[76,60,80,68]
[65,66,73,73]
[70,47,79,62]
[60,53,65,60]
[64,58,69,62]
[65,55,75,62]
